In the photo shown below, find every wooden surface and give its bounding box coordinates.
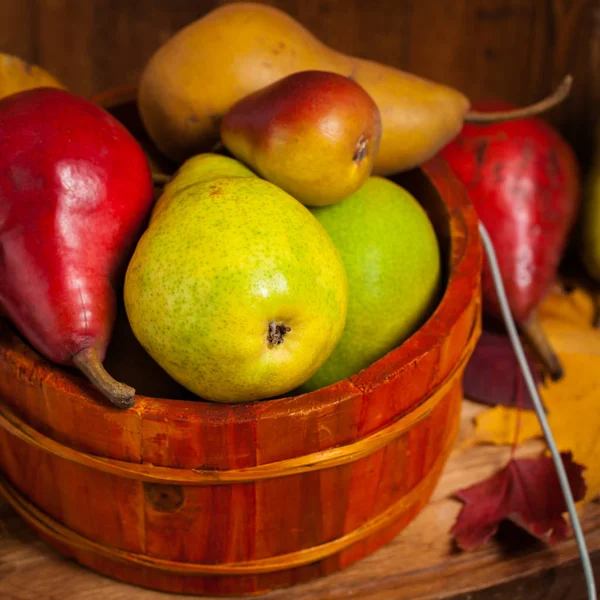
[0,0,597,167]
[0,399,598,600]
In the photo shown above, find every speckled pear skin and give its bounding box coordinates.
[151,153,256,222]
[300,176,441,392]
[124,161,348,403]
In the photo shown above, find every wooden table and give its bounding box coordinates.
[0,400,598,600]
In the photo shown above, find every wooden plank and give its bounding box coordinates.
[36,0,95,96]
[0,400,597,599]
[0,0,596,166]
[0,0,37,61]
[406,0,594,164]
[36,0,220,97]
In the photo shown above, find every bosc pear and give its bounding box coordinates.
[300,176,441,392]
[124,154,348,403]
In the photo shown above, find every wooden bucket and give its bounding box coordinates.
[0,90,482,596]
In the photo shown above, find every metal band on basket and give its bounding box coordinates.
[0,420,457,575]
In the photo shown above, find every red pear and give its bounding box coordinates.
[221,70,382,207]
[0,88,154,407]
[440,102,580,380]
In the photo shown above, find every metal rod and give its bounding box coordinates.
[478,221,597,600]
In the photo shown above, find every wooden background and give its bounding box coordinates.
[0,0,598,168]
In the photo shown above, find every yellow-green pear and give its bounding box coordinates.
[124,154,348,403]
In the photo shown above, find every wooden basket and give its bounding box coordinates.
[0,90,482,596]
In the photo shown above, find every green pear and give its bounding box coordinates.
[299,176,441,392]
[124,154,348,403]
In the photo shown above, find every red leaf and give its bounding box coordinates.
[463,329,542,410]
[451,452,586,551]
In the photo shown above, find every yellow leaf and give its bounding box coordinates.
[0,53,65,101]
[474,405,541,445]
[539,320,600,357]
[542,352,600,502]
[537,287,595,330]
[473,287,600,501]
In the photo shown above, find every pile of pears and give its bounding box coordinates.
[1,3,570,407]
[125,82,442,403]
[122,5,454,404]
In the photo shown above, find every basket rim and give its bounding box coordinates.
[0,301,478,482]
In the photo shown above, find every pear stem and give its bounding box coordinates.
[465,75,573,123]
[152,172,171,186]
[210,140,225,153]
[72,346,136,409]
[520,311,564,381]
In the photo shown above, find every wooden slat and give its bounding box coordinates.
[0,400,598,599]
[36,0,220,97]
[0,0,37,62]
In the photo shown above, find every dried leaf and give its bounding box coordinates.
[463,329,541,409]
[473,287,600,501]
[537,287,595,330]
[0,53,65,101]
[475,405,541,445]
[544,353,600,501]
[537,288,600,357]
[451,452,586,551]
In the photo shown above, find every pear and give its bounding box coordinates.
[299,176,441,392]
[221,71,382,206]
[124,154,348,403]
[0,53,65,101]
[151,153,256,221]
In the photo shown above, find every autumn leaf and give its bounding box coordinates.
[543,353,600,501]
[475,405,542,446]
[473,286,600,501]
[0,53,65,102]
[451,452,586,551]
[463,329,541,410]
[536,287,595,330]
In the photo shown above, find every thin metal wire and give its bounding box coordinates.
[478,221,597,600]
